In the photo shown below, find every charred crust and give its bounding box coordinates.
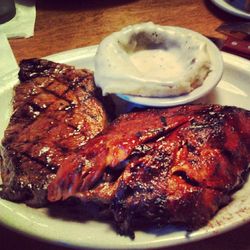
[135,131,142,138]
[173,170,200,187]
[160,116,167,126]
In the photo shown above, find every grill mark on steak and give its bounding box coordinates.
[0,58,108,207]
[172,170,200,187]
[21,151,58,173]
[43,85,72,104]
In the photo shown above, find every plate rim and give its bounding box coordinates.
[210,0,250,19]
[0,46,250,249]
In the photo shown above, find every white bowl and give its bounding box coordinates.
[116,27,224,107]
[117,27,224,107]
[95,23,223,107]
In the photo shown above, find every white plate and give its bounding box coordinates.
[211,0,250,19]
[0,46,250,249]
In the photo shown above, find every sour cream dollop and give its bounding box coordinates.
[94,22,212,97]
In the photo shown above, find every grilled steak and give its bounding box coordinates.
[0,58,108,207]
[48,104,250,237]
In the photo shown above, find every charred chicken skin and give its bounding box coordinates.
[0,59,108,207]
[48,104,250,237]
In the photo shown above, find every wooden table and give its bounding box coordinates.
[1,0,250,249]
[10,0,242,62]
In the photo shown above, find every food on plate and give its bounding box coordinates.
[48,104,250,238]
[94,22,213,97]
[0,55,249,239]
[0,58,108,207]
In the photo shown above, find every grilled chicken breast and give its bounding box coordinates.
[0,58,108,207]
[48,104,250,237]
